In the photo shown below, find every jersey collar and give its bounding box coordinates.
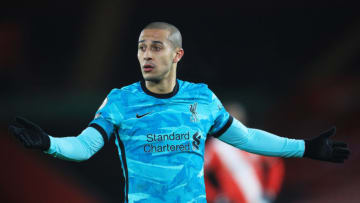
[140,80,179,99]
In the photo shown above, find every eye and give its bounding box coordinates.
[152,46,162,51]
[138,45,146,51]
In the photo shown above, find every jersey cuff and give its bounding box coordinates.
[89,123,108,145]
[211,116,234,138]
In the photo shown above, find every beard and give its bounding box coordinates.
[144,77,161,83]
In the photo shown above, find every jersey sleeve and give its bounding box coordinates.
[89,89,123,143]
[45,127,104,162]
[218,118,305,157]
[207,90,233,138]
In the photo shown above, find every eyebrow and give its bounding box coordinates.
[138,40,164,45]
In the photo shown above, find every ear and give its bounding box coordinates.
[173,48,184,63]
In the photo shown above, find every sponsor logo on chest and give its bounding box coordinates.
[143,131,202,153]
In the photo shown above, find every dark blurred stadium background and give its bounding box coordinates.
[1,1,359,202]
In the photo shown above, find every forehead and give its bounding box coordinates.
[139,29,170,44]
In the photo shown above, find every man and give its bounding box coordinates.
[9,22,350,203]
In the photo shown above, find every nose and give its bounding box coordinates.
[143,49,152,61]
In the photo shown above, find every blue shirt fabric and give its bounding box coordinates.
[218,118,305,157]
[46,127,105,161]
[90,79,231,203]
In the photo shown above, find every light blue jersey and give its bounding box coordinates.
[45,79,304,202]
[90,79,232,203]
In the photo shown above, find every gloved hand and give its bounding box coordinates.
[9,117,50,151]
[303,127,350,163]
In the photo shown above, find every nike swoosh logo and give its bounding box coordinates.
[136,112,151,118]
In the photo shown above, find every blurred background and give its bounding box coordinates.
[1,1,359,202]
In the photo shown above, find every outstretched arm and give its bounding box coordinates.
[9,117,104,162]
[45,127,104,162]
[217,117,350,163]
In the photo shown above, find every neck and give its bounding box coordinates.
[145,66,177,94]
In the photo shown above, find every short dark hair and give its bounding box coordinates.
[143,22,182,48]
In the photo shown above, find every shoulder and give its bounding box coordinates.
[107,81,142,98]
[178,80,211,93]
[178,79,214,100]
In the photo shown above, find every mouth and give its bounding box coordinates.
[143,64,155,72]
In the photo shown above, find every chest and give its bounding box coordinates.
[119,98,213,136]
[115,94,217,157]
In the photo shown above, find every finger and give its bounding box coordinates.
[10,120,25,129]
[334,147,350,154]
[9,125,35,147]
[15,117,34,128]
[333,148,350,157]
[320,127,336,138]
[17,132,32,147]
[8,125,23,137]
[333,154,349,160]
[15,117,39,131]
[333,141,347,148]
[333,154,349,159]
[10,127,32,147]
[330,156,347,163]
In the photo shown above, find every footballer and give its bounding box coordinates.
[9,22,350,203]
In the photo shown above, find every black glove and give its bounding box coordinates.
[9,117,50,151]
[304,127,350,163]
